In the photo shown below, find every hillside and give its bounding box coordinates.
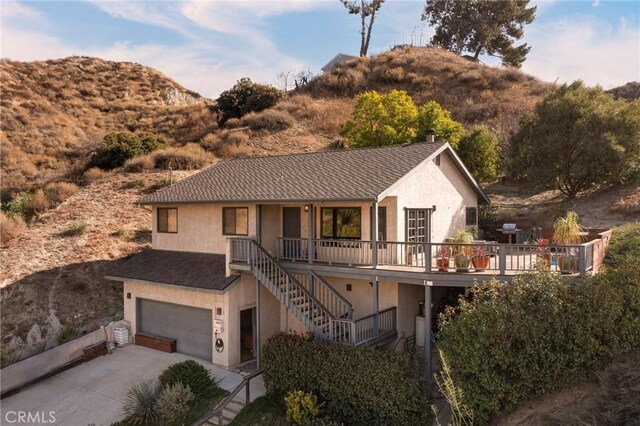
[608,81,640,100]
[0,170,194,361]
[0,56,215,191]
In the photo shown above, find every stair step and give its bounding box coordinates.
[223,406,242,415]
[227,399,245,407]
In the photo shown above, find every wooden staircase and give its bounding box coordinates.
[230,238,397,346]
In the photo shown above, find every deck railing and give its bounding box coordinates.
[275,237,597,275]
[293,272,353,319]
[332,307,397,346]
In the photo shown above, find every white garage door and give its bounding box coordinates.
[137,299,213,361]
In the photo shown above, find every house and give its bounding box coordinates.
[106,140,610,376]
[320,53,359,73]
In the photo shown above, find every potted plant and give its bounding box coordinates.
[436,246,451,272]
[451,228,474,272]
[471,246,490,271]
[536,238,552,266]
[552,211,583,274]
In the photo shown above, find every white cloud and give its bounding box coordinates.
[523,16,640,88]
[89,2,192,37]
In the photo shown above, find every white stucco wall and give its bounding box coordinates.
[152,204,257,254]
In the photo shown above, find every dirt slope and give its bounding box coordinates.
[0,171,193,361]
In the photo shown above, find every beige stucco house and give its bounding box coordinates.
[110,140,560,374]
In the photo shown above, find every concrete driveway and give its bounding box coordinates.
[1,345,265,426]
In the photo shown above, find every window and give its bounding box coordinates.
[223,207,248,235]
[321,208,361,239]
[466,207,477,227]
[157,208,178,233]
[406,209,429,243]
[435,154,441,167]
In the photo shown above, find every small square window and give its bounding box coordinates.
[223,207,249,236]
[157,208,178,233]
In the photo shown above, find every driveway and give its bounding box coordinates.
[1,345,265,426]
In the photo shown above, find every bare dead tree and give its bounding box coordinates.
[340,0,385,57]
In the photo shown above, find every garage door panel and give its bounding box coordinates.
[137,299,212,361]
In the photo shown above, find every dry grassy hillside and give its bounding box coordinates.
[301,46,549,138]
[0,170,193,362]
[1,57,216,191]
[608,81,640,100]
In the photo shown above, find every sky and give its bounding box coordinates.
[1,0,639,98]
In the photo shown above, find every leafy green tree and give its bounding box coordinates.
[417,101,465,148]
[340,90,418,147]
[509,81,640,199]
[422,0,536,67]
[457,126,500,183]
[212,78,282,125]
[340,0,385,57]
[93,132,168,170]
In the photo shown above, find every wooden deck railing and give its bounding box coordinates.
[275,237,601,275]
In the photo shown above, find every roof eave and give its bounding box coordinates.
[136,197,379,206]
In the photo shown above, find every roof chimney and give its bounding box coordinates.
[425,130,435,143]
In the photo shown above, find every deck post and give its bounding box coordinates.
[579,244,587,275]
[256,277,261,369]
[424,280,432,394]
[372,201,378,268]
[373,276,379,342]
[308,204,314,264]
[499,244,507,275]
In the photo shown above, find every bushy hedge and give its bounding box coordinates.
[212,77,282,125]
[158,360,214,397]
[438,269,640,424]
[92,132,168,170]
[262,333,430,426]
[604,222,640,269]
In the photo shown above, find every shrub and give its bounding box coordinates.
[213,77,282,125]
[204,130,251,158]
[83,167,109,182]
[58,324,80,344]
[604,222,640,270]
[285,390,321,426]
[24,189,50,218]
[158,382,195,424]
[122,379,161,425]
[438,271,640,424]
[262,333,429,426]
[0,211,26,244]
[123,155,155,172]
[456,126,500,183]
[158,360,214,397]
[241,109,294,131]
[61,221,87,237]
[44,182,79,204]
[150,144,215,170]
[4,192,30,220]
[92,132,168,170]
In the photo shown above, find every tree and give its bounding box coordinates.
[509,81,640,199]
[457,126,500,183]
[93,132,167,170]
[341,0,385,57]
[416,101,465,148]
[340,90,418,147]
[212,78,282,125]
[421,0,536,67]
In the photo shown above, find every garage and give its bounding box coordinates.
[137,298,213,361]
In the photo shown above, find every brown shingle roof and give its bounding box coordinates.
[138,142,448,204]
[106,249,239,291]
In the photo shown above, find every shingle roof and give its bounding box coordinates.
[106,249,239,291]
[138,142,451,204]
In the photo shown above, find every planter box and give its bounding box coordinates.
[135,333,176,353]
[83,341,108,362]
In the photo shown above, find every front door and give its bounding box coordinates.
[240,307,256,362]
[405,209,431,263]
[283,207,302,258]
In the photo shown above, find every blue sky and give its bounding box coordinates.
[1,1,639,97]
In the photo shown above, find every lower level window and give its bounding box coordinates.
[223,207,248,235]
[321,208,361,239]
[157,208,178,233]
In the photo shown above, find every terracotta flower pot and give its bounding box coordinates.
[472,255,490,271]
[437,257,449,272]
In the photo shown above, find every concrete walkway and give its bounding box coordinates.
[1,345,265,426]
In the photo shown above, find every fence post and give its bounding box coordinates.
[425,243,432,272]
[499,245,507,275]
[579,244,587,275]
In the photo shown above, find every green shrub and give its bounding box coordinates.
[158,382,195,424]
[61,221,87,237]
[122,379,161,425]
[92,132,168,170]
[4,191,30,219]
[58,324,80,344]
[285,390,321,426]
[604,222,640,269]
[262,333,429,426]
[158,360,214,397]
[438,270,640,424]
[213,77,282,125]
